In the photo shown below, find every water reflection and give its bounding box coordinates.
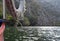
[19,27,60,41]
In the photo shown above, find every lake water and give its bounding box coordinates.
[19,27,60,41]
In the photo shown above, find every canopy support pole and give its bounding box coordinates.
[3,0,5,19]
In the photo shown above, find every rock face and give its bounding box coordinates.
[29,0,60,26]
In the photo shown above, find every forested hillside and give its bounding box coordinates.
[25,0,60,26]
[0,0,60,26]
